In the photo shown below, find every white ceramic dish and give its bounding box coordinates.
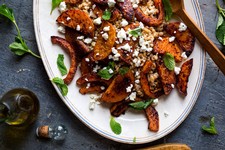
[33,0,206,144]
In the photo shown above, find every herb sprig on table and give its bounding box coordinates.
[216,0,225,45]
[202,117,218,135]
[0,4,41,58]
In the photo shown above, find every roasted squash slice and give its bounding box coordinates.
[57,9,95,37]
[145,106,159,132]
[93,21,116,61]
[116,0,135,22]
[177,59,193,96]
[100,70,135,103]
[51,36,77,85]
[153,36,182,62]
[164,22,195,57]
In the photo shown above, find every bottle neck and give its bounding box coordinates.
[0,103,9,122]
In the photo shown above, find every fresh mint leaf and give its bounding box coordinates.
[0,4,15,22]
[119,67,129,75]
[129,99,154,110]
[57,54,68,76]
[110,117,122,135]
[202,117,218,135]
[216,21,225,45]
[97,61,115,80]
[0,4,41,58]
[162,0,173,21]
[102,10,111,21]
[51,0,63,14]
[129,28,142,38]
[52,77,68,96]
[163,53,175,71]
[216,14,224,29]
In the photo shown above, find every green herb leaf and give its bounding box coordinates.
[51,0,63,14]
[129,28,142,37]
[0,4,41,58]
[216,14,224,29]
[52,77,68,96]
[129,99,154,110]
[119,67,129,75]
[110,117,122,135]
[0,4,15,22]
[216,21,225,45]
[97,62,115,80]
[57,54,68,76]
[202,117,218,135]
[102,10,111,20]
[162,0,173,21]
[163,53,175,71]
[133,137,136,143]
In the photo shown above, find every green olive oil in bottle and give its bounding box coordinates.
[0,88,39,126]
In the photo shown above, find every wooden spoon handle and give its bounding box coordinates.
[178,9,225,75]
[137,143,191,150]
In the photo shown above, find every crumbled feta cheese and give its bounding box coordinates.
[108,68,114,74]
[85,78,88,81]
[139,22,144,29]
[102,33,109,40]
[59,2,67,13]
[117,28,127,43]
[132,37,137,41]
[93,17,102,25]
[133,58,141,67]
[129,92,136,101]
[132,50,139,57]
[89,94,101,110]
[66,17,71,21]
[86,83,91,89]
[171,84,175,89]
[76,25,81,31]
[181,52,188,59]
[133,4,138,9]
[158,37,163,41]
[84,38,92,44]
[93,65,101,72]
[57,25,65,34]
[112,47,118,54]
[152,98,158,106]
[108,0,116,7]
[77,36,84,40]
[118,43,131,52]
[85,58,90,62]
[126,84,133,92]
[89,10,97,18]
[178,22,187,32]
[169,36,175,42]
[139,37,145,46]
[91,42,96,47]
[135,71,140,77]
[121,19,128,27]
[174,67,181,75]
[103,26,110,31]
[101,86,105,90]
[174,31,177,34]
[135,80,140,84]
[92,4,96,9]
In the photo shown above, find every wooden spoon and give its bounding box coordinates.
[137,143,191,150]
[170,0,225,75]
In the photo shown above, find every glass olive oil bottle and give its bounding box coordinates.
[0,88,39,126]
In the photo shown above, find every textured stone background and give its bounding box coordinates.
[0,0,224,149]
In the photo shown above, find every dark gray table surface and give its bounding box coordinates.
[0,0,224,149]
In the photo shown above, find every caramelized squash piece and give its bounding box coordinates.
[80,53,95,75]
[92,5,103,17]
[164,22,195,57]
[153,36,182,62]
[145,106,159,132]
[135,0,164,26]
[100,70,135,103]
[140,60,163,98]
[93,21,116,61]
[157,61,176,95]
[109,9,122,23]
[57,9,95,37]
[51,36,77,85]
[177,59,193,96]
[64,0,82,4]
[110,100,130,117]
[116,0,135,21]
[91,0,108,5]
